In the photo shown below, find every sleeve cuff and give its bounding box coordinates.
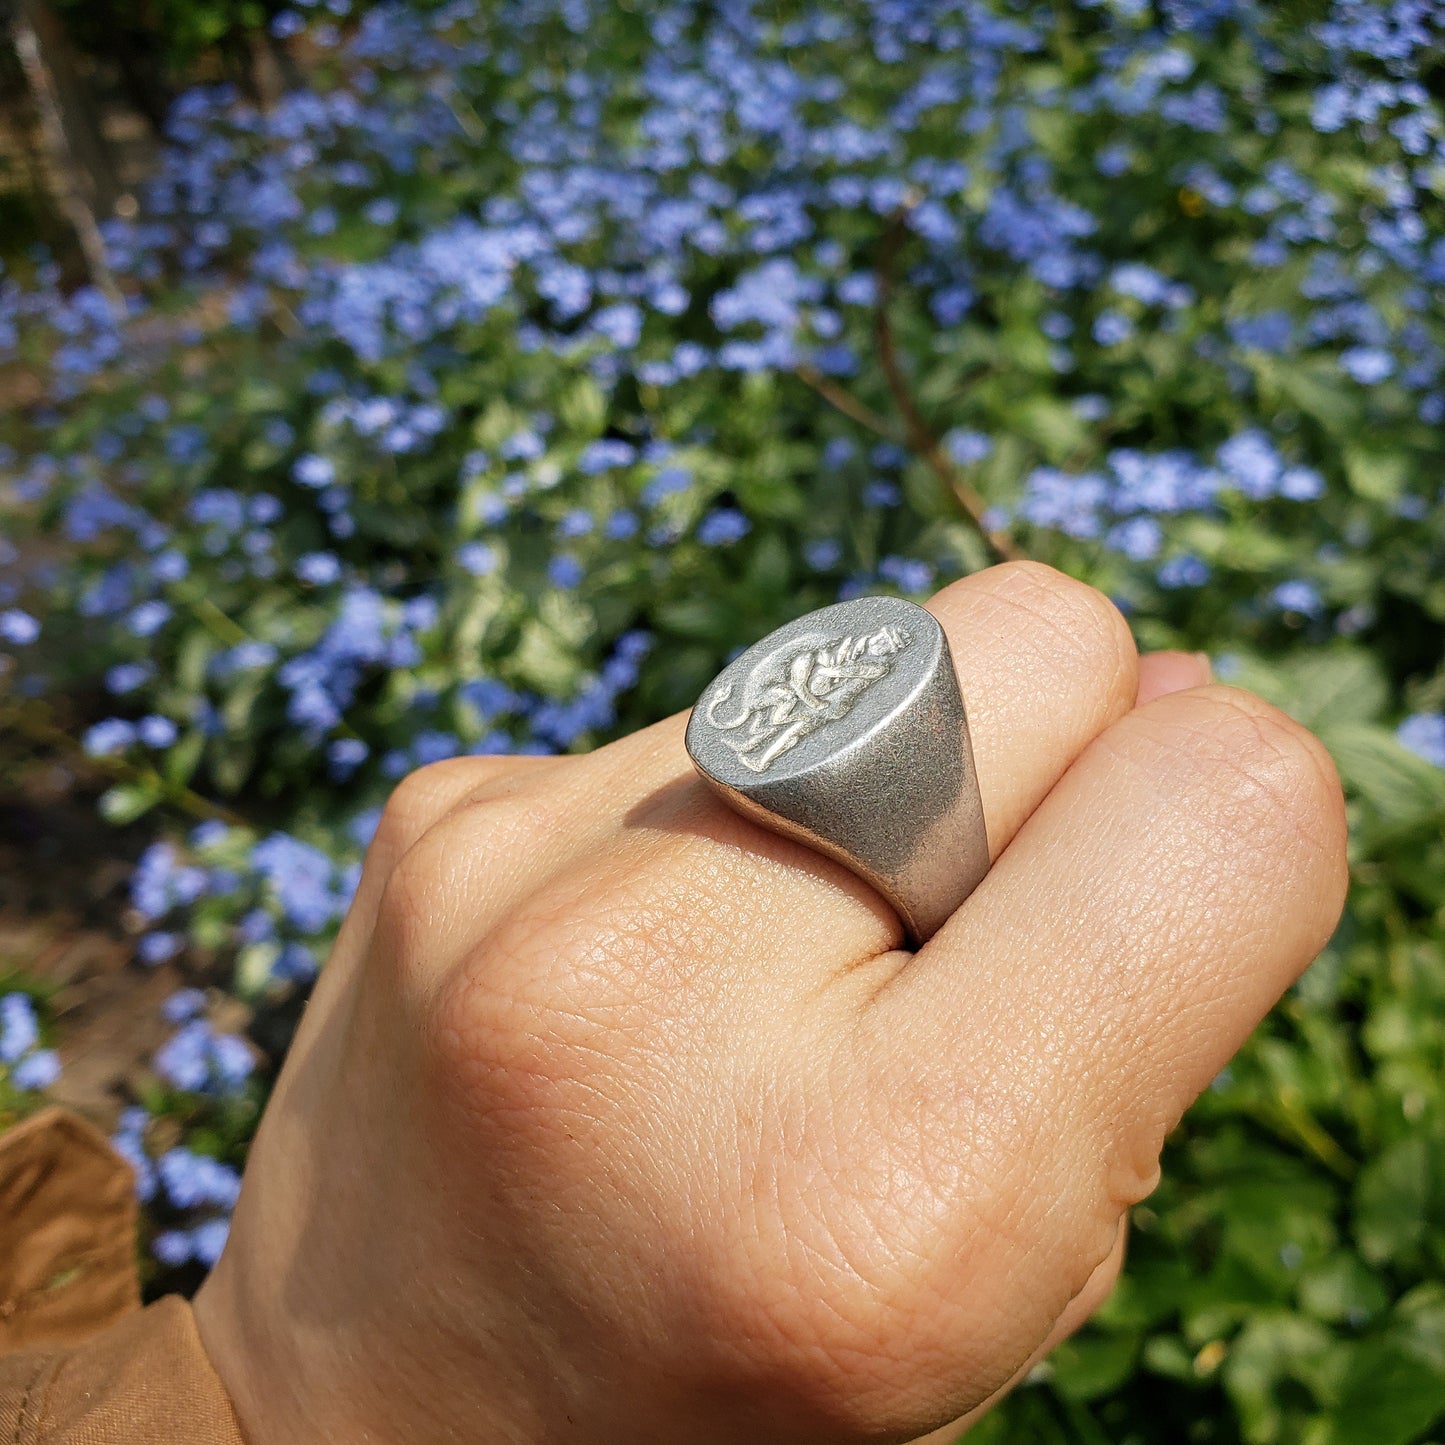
[0,1295,246,1444]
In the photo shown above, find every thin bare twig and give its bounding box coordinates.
[872,198,1024,565]
[0,696,248,828]
[1255,1094,1357,1182]
[792,363,895,439]
[188,597,364,743]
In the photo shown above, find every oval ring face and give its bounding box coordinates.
[693,604,925,779]
[686,596,989,944]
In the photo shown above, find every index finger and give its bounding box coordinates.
[869,683,1347,1268]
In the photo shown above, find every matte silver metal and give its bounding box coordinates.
[685,595,989,944]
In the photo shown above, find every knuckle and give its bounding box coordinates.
[442,777,575,887]
[410,915,548,1112]
[1170,686,1345,841]
[369,763,567,997]
[373,755,548,868]
[372,825,440,923]
[419,900,647,1140]
[992,561,1134,671]
[420,939,528,1104]
[1100,1111,1169,1214]
[367,835,453,991]
[373,758,486,858]
[938,562,1136,709]
[448,769,555,830]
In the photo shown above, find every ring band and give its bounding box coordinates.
[685,595,989,944]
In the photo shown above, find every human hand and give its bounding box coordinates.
[193,562,1347,1444]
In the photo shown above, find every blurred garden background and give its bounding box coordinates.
[1,0,1444,1438]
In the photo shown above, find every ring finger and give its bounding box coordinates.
[535,561,1146,983]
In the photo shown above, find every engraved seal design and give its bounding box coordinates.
[703,624,913,773]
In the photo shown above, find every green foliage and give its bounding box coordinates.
[997,639,1445,1442]
[1,0,1443,1436]
[0,980,60,1130]
[51,0,289,91]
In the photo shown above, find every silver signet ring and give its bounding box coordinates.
[684,595,989,945]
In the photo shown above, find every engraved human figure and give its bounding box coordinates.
[704,624,912,772]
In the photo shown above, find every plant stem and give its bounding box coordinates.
[1262,1092,1357,1182]
[792,364,896,438]
[0,697,248,828]
[873,198,1025,565]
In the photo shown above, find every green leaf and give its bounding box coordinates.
[1322,725,1445,827]
[1353,1136,1432,1267]
[177,627,217,695]
[1298,1253,1388,1326]
[513,616,584,695]
[1215,1170,1339,1287]
[237,942,281,996]
[162,728,206,786]
[1282,650,1389,731]
[557,376,607,436]
[211,742,255,795]
[1344,446,1411,503]
[1015,397,1089,460]
[1318,1336,1445,1445]
[655,598,733,642]
[997,322,1056,374]
[1273,362,1362,436]
[1140,1333,1197,1383]
[1222,1313,1338,1444]
[1219,648,1387,732]
[1392,1284,1445,1373]
[1048,1324,1142,1401]
[98,783,160,825]
[744,530,792,597]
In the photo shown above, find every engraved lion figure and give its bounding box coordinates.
[704,623,913,773]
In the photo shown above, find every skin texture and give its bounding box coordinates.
[192,563,1348,1445]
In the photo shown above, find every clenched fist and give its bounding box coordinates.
[193,562,1347,1444]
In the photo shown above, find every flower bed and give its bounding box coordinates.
[2,0,1445,1438]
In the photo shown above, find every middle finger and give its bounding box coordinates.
[556,561,1142,983]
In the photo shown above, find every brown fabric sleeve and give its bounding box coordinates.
[0,1108,245,1442]
[0,1295,245,1444]
[0,1108,139,1353]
